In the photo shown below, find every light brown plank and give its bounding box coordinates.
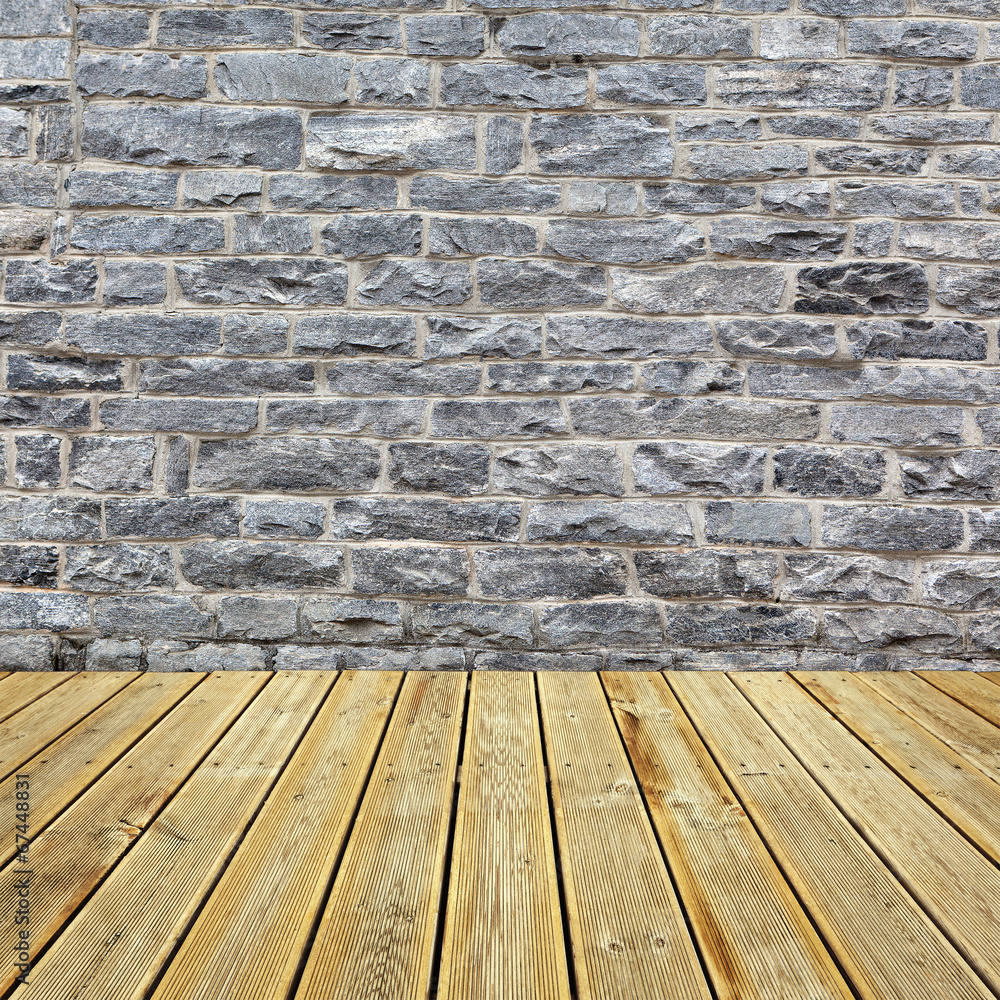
[12,670,335,1000]
[150,670,402,1000]
[0,672,203,866]
[0,670,268,995]
[799,670,1000,862]
[855,672,1000,785]
[604,671,854,1000]
[668,670,994,1000]
[438,671,571,1000]
[538,671,712,1000]
[0,670,70,723]
[918,670,1000,728]
[295,670,466,1000]
[0,671,137,779]
[734,671,1000,996]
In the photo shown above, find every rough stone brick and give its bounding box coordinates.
[0,544,58,587]
[0,39,69,79]
[329,498,519,542]
[69,169,178,208]
[0,211,47,253]
[300,597,404,643]
[175,259,348,306]
[0,311,59,349]
[485,116,523,174]
[307,114,474,171]
[874,117,990,145]
[612,265,786,314]
[769,116,861,140]
[474,547,627,600]
[716,62,888,111]
[159,9,294,47]
[672,649,798,670]
[183,171,262,209]
[493,444,623,496]
[834,181,955,217]
[664,605,817,646]
[595,65,707,106]
[356,260,472,306]
[353,546,469,596]
[409,177,560,213]
[70,215,225,255]
[293,314,415,356]
[852,222,895,259]
[76,10,148,47]
[193,439,379,493]
[496,14,639,57]
[233,215,313,254]
[5,259,97,304]
[830,405,964,447]
[826,608,961,653]
[0,498,101,541]
[773,446,886,498]
[0,0,70,35]
[849,20,977,59]
[922,559,1000,610]
[686,144,808,182]
[0,166,57,208]
[785,554,913,604]
[425,316,542,359]
[0,109,27,158]
[675,115,762,143]
[939,150,1000,178]
[526,500,694,545]
[710,220,845,260]
[477,259,606,309]
[268,174,396,212]
[64,543,173,592]
[431,400,567,439]
[386,442,490,494]
[181,540,344,590]
[900,451,1000,501]
[895,68,954,106]
[795,263,929,315]
[442,64,586,109]
[325,361,479,396]
[760,181,830,217]
[65,314,220,356]
[0,396,89,430]
[15,433,61,489]
[705,500,812,547]
[70,436,154,494]
[547,317,712,358]
[341,647,466,671]
[405,16,484,56]
[648,16,750,56]
[821,504,964,552]
[75,53,206,99]
[565,182,638,216]
[760,19,838,59]
[34,104,73,161]
[636,550,776,600]
[145,641,267,671]
[474,651,600,671]
[100,399,257,435]
[105,497,240,539]
[531,115,673,176]
[489,361,634,393]
[103,261,168,308]
[303,14,400,50]
[82,106,302,169]
[139,358,313,396]
[430,217,538,257]
[0,592,89,631]
[545,219,703,265]
[7,354,121,392]
[846,319,987,361]
[93,595,213,638]
[644,182,755,215]
[539,601,662,647]
[633,442,767,496]
[355,58,431,106]
[937,267,1000,316]
[223,314,289,355]
[216,53,350,104]
[0,635,55,670]
[244,500,325,539]
[266,399,424,436]
[218,596,297,640]
[718,319,836,360]
[898,222,1000,261]
[412,602,533,647]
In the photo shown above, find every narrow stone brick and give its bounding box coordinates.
[300,597,404,643]
[477,259,606,309]
[175,259,348,306]
[773,446,886,498]
[0,396,89,430]
[353,546,469,596]
[94,596,214,639]
[105,497,240,539]
[386,442,490,494]
[145,642,267,671]
[718,319,836,359]
[268,174,397,212]
[356,260,472,307]
[821,504,964,552]
[663,605,817,646]
[496,14,639,57]
[636,549,777,600]
[323,213,423,258]
[409,177,560,213]
[474,547,627,600]
[77,10,148,47]
[644,182,756,215]
[489,362,633,393]
[612,265,786,314]
[430,217,538,257]
[0,635,55,671]
[760,181,830,217]
[686,144,808,182]
[425,316,542,359]
[705,500,811,547]
[267,399,424,436]
[4,259,97,304]
[329,498,519,541]
[181,540,345,590]
[0,498,101,541]
[183,171,262,209]
[640,361,742,394]
[649,16,751,56]
[216,53,350,104]
[0,544,58,587]
[900,451,1000,501]
[531,115,673,176]
[140,358,314,396]
[0,593,89,631]
[303,14,401,50]
[223,314,289,355]
[794,263,929,315]
[539,602,662,647]
[716,62,888,111]
[293,314,416,356]
[244,499,326,539]
[826,608,962,653]
[325,361,479,396]
[710,220,845,260]
[75,53,207,99]
[760,19,838,59]
[441,64,587,109]
[158,9,294,47]
[526,500,693,545]
[8,355,122,392]
[634,442,767,496]
[784,554,913,604]
[546,219,703,265]
[412,602,533,647]
[846,319,987,361]
[595,65,706,107]
[834,181,955,217]
[100,400,259,434]
[830,405,964,447]
[431,399,567,439]
[405,15,484,56]
[64,543,173,592]
[937,267,1000,316]
[70,215,225,255]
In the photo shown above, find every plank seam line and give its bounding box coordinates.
[917,672,1000,731]
[0,672,75,727]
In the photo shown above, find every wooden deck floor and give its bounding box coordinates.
[4,669,1000,1000]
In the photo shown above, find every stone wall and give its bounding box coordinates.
[1,0,999,671]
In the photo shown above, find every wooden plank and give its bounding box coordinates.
[0,671,137,779]
[733,671,1000,996]
[667,670,994,1000]
[0,670,268,995]
[295,670,466,1000]
[437,671,571,1000]
[0,671,70,724]
[855,672,1000,785]
[917,670,1000,728]
[150,670,403,1000]
[799,670,1000,862]
[0,672,203,865]
[11,670,335,1000]
[603,671,854,1000]
[538,671,711,1000]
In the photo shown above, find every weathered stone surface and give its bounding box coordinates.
[710,220,845,260]
[937,267,1000,316]
[826,608,961,652]
[175,259,348,306]
[487,361,631,393]
[612,265,786,314]
[0,211,44,254]
[900,450,1000,501]
[325,361,478,396]
[0,396,89,430]
[634,442,767,496]
[357,260,472,307]
[223,314,289,355]
[145,641,267,671]
[82,105,302,169]
[784,554,914,603]
[846,319,987,361]
[497,14,639,57]
[0,544,58,587]
[159,9,293,46]
[962,66,1000,108]
[409,176,560,213]
[218,597,297,640]
[486,116,524,174]
[716,62,888,111]
[548,317,713,358]
[0,39,69,80]
[442,64,587,109]
[493,445,623,496]
[268,174,396,212]
[426,316,541,359]
[193,439,380,492]
[303,13,400,50]
[663,605,817,646]
[478,259,606,309]
[75,52,206,99]
[70,214,224,255]
[387,442,490,493]
[105,497,240,539]
[0,165,57,208]
[474,547,628,599]
[718,319,835,359]
[821,504,964,552]
[77,9,147,47]
[686,144,808,182]
[69,169,177,209]
[233,215,313,255]
[795,263,929,315]
[300,597,403,643]
[5,259,97,304]
[412,602,533,646]
[216,52,350,104]
[329,498,519,542]
[0,635,54,671]
[644,182,756,214]
[293,314,415,356]
[103,261,167,307]
[15,433,61,489]
[546,219,703,264]
[760,18,838,59]
[640,361,741,394]
[0,311,60,348]
[431,400,567,439]
[531,115,673,176]
[895,68,953,106]
[595,65,706,106]
[527,500,693,544]
[266,399,424,436]
[649,16,751,56]
[94,596,214,639]
[183,171,262,209]
[705,500,811,546]
[355,58,431,106]
[0,592,89,631]
[834,181,954,217]
[637,549,776,599]
[760,181,830,217]
[850,20,977,58]
[353,546,469,596]
[64,543,173,592]
[0,0,70,35]
[830,405,964,447]
[774,446,886,498]
[922,559,1000,610]
[181,540,344,590]
[70,436,154,494]
[406,15,484,56]
[539,601,662,647]
[430,217,537,256]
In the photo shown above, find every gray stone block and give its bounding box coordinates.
[640,361,742,394]
[139,358,314,396]
[546,219,703,264]
[493,444,624,496]
[145,642,267,671]
[64,543,173,592]
[175,259,347,306]
[686,144,808,181]
[825,608,961,653]
[77,10,147,47]
[219,597,298,640]
[224,314,289,355]
[325,361,479,396]
[895,68,954,106]
[66,314,220,356]
[649,16,751,56]
[15,433,61,489]
[760,18,838,59]
[244,499,326,539]
[795,263,929,315]
[266,399,424,436]
[821,504,964,552]
[411,602,533,647]
[329,498,519,542]
[784,554,913,604]
[717,62,887,111]
[0,165,57,208]
[355,58,431,106]
[0,592,89,631]
[664,605,817,646]
[595,65,706,106]
[94,596,214,639]
[356,260,472,307]
[830,405,964,447]
[900,451,1000,501]
[105,497,240,539]
[322,213,423,258]
[486,116,523,175]
[718,319,835,360]
[353,546,469,596]
[846,319,987,361]
[633,442,767,496]
[636,549,777,600]
[70,436,154,494]
[75,52,206,99]
[183,171,262,209]
[477,259,606,309]
[300,597,404,643]
[0,635,54,671]
[834,181,954,217]
[474,547,627,600]
[303,13,400,50]
[705,500,811,547]
[0,498,101,541]
[4,258,97,304]
[430,217,538,257]
[387,442,490,494]
[0,396,89,430]
[181,540,344,590]
[426,316,541,360]
[233,215,314,254]
[101,399,258,434]
[431,399,567,438]
[644,182,756,214]
[496,14,639,57]
[103,261,167,307]
[216,53,350,104]
[406,16,484,56]
[68,169,178,208]
[409,177,559,213]
[159,9,293,46]
[710,220,845,260]
[442,64,586,109]
[0,39,69,80]
[0,544,58,587]
[489,362,633,393]
[922,559,1000,610]
[539,601,662,647]
[531,114,673,176]
[612,265,786,314]
[526,500,693,545]
[268,174,396,212]
[293,314,415,356]
[547,317,712,358]
[937,267,1000,316]
[760,181,830,217]
[70,214,224,255]
[774,446,886,498]
[8,354,121,392]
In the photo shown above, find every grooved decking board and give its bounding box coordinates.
[667,671,995,1000]
[798,671,1000,863]
[602,671,854,1000]
[150,670,403,1000]
[0,671,136,779]
[0,672,202,868]
[13,670,335,1000]
[0,670,69,723]
[733,671,1000,996]
[295,670,466,1000]
[0,671,268,995]
[918,670,1000,728]
[537,671,712,1000]
[437,671,571,1000]
[856,671,1000,784]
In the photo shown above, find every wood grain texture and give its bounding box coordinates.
[294,670,466,1000]
[734,671,1000,996]
[150,670,403,1000]
[538,671,712,1000]
[917,670,1000,728]
[0,671,136,779]
[0,670,70,723]
[603,670,854,1000]
[798,670,1000,863]
[668,670,994,1000]
[438,671,571,1000]
[855,671,1000,784]
[12,671,333,1000]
